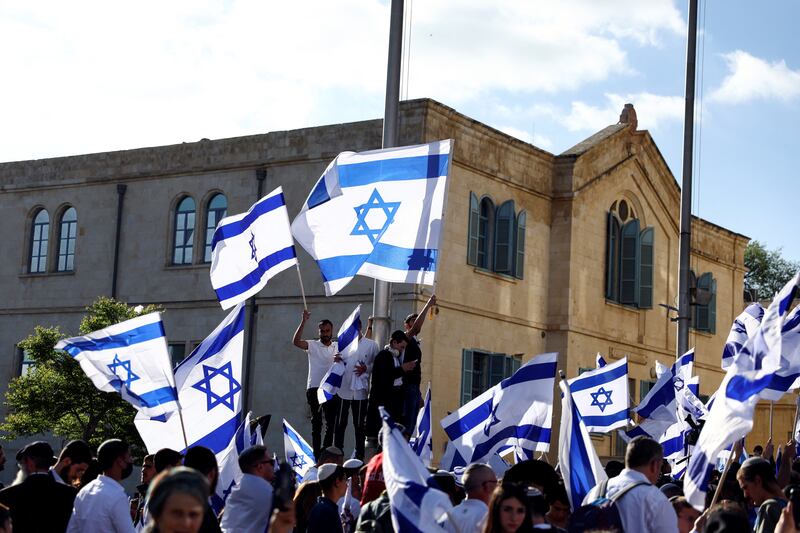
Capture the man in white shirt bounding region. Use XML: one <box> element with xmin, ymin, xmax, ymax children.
<box><xmin>335</xmin><ymin>325</ymin><xmax>380</xmax><ymax>460</ymax></box>
<box><xmin>582</xmin><ymin>436</ymin><xmax>678</xmax><ymax>533</ymax></box>
<box><xmin>67</xmin><ymin>439</ymin><xmax>136</xmax><ymax>533</ymax></box>
<box><xmin>220</xmin><ymin>445</ymin><xmax>275</xmax><ymax>533</ymax></box>
<box><xmin>441</xmin><ymin>463</ymin><xmax>496</xmax><ymax>533</ymax></box>
<box><xmin>293</xmin><ymin>309</ymin><xmax>339</xmax><ymax>458</ymax></box>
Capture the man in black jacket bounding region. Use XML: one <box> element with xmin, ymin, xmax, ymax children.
<box><xmin>307</xmin><ymin>464</ymin><xmax>348</xmax><ymax>533</ymax></box>
<box><xmin>365</xmin><ymin>330</ymin><xmax>416</xmax><ymax>441</ymax></box>
<box><xmin>0</xmin><ymin>441</ymin><xmax>77</xmax><ymax>532</ymax></box>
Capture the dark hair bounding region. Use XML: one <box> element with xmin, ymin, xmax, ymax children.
<box><xmin>143</xmin><ymin>454</ymin><xmax>155</xmax><ymax>465</ymax></box>
<box><xmin>318</xmin><ymin>319</ymin><xmax>333</xmax><ymax>329</ymax></box>
<box><xmin>238</xmin><ymin>445</ymin><xmax>268</xmax><ymax>473</ymax></box>
<box><xmin>484</xmin><ymin>483</ymin><xmax>533</xmax><ymax>533</ymax></box>
<box><xmin>389</xmin><ymin>330</ymin><xmax>409</xmax><ymax>345</ymax></box>
<box><xmin>738</xmin><ymin>457</ymin><xmax>779</xmax><ymax>488</ymax></box>
<box><xmin>404</xmin><ymin>313</ymin><xmax>418</xmax><ymax>325</ymax></box>
<box><xmin>670</xmin><ymin>496</ymin><xmax>694</xmax><ymax>515</ymax></box>
<box><xmin>294</xmin><ymin>481</ymin><xmax>321</xmax><ymax>533</ymax></box>
<box><xmin>625</xmin><ymin>436</ymin><xmax>663</xmax><ymax>469</ymax></box>
<box><xmin>97</xmin><ymin>439</ymin><xmax>129</xmax><ymax>471</ymax></box>
<box><xmin>703</xmin><ymin>501</ymin><xmax>749</xmax><ymax>533</ymax></box>
<box><xmin>154</xmin><ymin>448</ymin><xmax>184</xmax><ymax>473</ymax></box>
<box><xmin>526</xmin><ymin>487</ymin><xmax>549</xmax><ymax>517</ymax></box>
<box><xmin>547</xmin><ymin>482</ymin><xmax>570</xmax><ymax>507</ymax></box>
<box><xmin>58</xmin><ymin>440</ymin><xmax>93</xmax><ymax>465</ymax></box>
<box><xmin>146</xmin><ymin>467</ymin><xmax>209</xmax><ymax>522</ymax></box>
<box><xmin>319</xmin><ymin>465</ymin><xmax>345</xmax><ymax>493</ymax></box>
<box><xmin>318</xmin><ymin>447</ymin><xmax>343</xmax><ymax>464</ymax></box>
<box><xmin>183</xmin><ymin>446</ymin><xmax>218</xmax><ymax>477</ymax></box>
<box><xmin>604</xmin><ymin>459</ymin><xmax>624</xmax><ymax>478</ymax></box>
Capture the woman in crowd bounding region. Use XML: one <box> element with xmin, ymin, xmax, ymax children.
<box><xmin>143</xmin><ymin>467</ymin><xmax>208</xmax><ymax>533</ymax></box>
<box><xmin>483</xmin><ymin>483</ymin><xmax>533</xmax><ymax>533</ymax></box>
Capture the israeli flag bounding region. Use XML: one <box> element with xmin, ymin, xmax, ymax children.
<box><xmin>55</xmin><ymin>312</ymin><xmax>179</xmax><ymax>418</ymax></box>
<box><xmin>380</xmin><ymin>407</ymin><xmax>452</xmax><ymax>532</ymax></box>
<box><xmin>685</xmin><ymin>272</ymin><xmax>800</xmax><ymax>510</ymax></box>
<box><xmin>596</xmin><ymin>354</ymin><xmax>607</xmax><ymax>368</ymax></box>
<box><xmin>440</xmin><ymin>353</ymin><xmax>556</xmax><ymax>464</ymax></box>
<box><xmin>620</xmin><ymin>416</ymin><xmax>675</xmax><ymax>443</ymax></box>
<box><xmin>660</xmin><ymin>420</ymin><xmax>688</xmax><ymax>462</ymax></box>
<box><xmin>439</xmin><ymin>440</ymin><xmax>467</xmax><ymax>472</ymax></box>
<box><xmin>568</xmin><ymin>357</ymin><xmax>628</xmax><ymax>433</ymax></box>
<box><xmin>134</xmin><ymin>303</ymin><xmax>245</xmax><ymax>456</ymax></box>
<box><xmin>635</xmin><ymin>349</ymin><xmax>695</xmax><ymax>423</ymax></box>
<box><xmin>410</xmin><ymin>384</ymin><xmax>433</xmax><ymax>467</ymax></box>
<box><xmin>722</xmin><ymin>303</ymin><xmax>764</xmax><ymax>368</ymax></box>
<box><xmin>211</xmin><ymin>411</ymin><xmax>256</xmax><ymax>513</ymax></box>
<box><xmin>761</xmin><ymin>304</ymin><xmax>800</xmax><ymax>400</ymax></box>
<box><xmin>210</xmin><ymin>186</ymin><xmax>297</xmax><ymax>309</ymax></box>
<box><xmin>558</xmin><ymin>379</ymin><xmax>607</xmax><ymax>510</ymax></box>
<box><xmin>283</xmin><ymin>419</ymin><xmax>315</xmax><ymax>482</ymax></box>
<box><xmin>291</xmin><ymin>140</ymin><xmax>452</xmax><ymax>296</ymax></box>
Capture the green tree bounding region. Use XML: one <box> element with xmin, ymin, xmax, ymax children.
<box><xmin>1</xmin><ymin>297</ymin><xmax>162</xmax><ymax>455</ymax></box>
<box><xmin>744</xmin><ymin>240</ymin><xmax>800</xmax><ymax>300</ymax></box>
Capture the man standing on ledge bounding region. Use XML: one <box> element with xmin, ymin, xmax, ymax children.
<box><xmin>293</xmin><ymin>309</ymin><xmax>339</xmax><ymax>458</ymax></box>
<box><xmin>401</xmin><ymin>294</ymin><xmax>437</xmax><ymax>431</ymax></box>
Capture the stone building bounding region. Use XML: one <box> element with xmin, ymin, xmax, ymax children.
<box><xmin>0</xmin><ymin>98</ymin><xmax>760</xmax><ymax>482</ymax></box>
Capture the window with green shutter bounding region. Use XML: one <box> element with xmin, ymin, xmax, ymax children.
<box><xmin>639</xmin><ymin>227</ymin><xmax>654</xmax><ymax>308</ymax></box>
<box><xmin>467</xmin><ymin>193</ymin><xmax>480</xmax><ymax>266</ymax></box>
<box><xmin>514</xmin><ymin>211</ymin><xmax>526</xmax><ymax>279</ymax></box>
<box><xmin>460</xmin><ymin>350</ymin><xmax>523</xmax><ymax>405</ymax></box>
<box><xmin>604</xmin><ymin>200</ymin><xmax>655</xmax><ymax>309</ymax></box>
<box><xmin>494</xmin><ymin>200</ymin><xmax>515</xmax><ymax>275</ymax></box>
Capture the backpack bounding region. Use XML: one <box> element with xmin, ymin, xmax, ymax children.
<box><xmin>566</xmin><ymin>479</ymin><xmax>649</xmax><ymax>533</ymax></box>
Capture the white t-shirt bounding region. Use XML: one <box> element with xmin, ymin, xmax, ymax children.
<box><xmin>306</xmin><ymin>339</ymin><xmax>338</xmax><ymax>390</ymax></box>
<box><xmin>347</xmin><ymin>337</ymin><xmax>380</xmax><ymax>401</ymax></box>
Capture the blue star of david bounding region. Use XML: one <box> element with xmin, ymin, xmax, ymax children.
<box><xmin>289</xmin><ymin>453</ymin><xmax>307</xmax><ymax>470</ymax></box>
<box><xmin>673</xmin><ymin>377</ymin><xmax>685</xmax><ymax>391</ymax></box>
<box><xmin>222</xmin><ymin>480</ymin><xmax>236</xmax><ymax>500</ymax></box>
<box><xmin>351</xmin><ymin>189</ymin><xmax>401</xmax><ymax>245</ymax></box>
<box><xmin>483</xmin><ymin>394</ymin><xmax>502</xmax><ymax>436</ymax></box>
<box><xmin>590</xmin><ymin>386</ymin><xmax>614</xmax><ymax>412</ymax></box>
<box><xmin>249</xmin><ymin>231</ymin><xmax>257</xmax><ymax>261</ymax></box>
<box><xmin>107</xmin><ymin>354</ymin><xmax>140</xmax><ymax>389</ymax></box>
<box><xmin>191</xmin><ymin>361</ymin><xmax>242</xmax><ymax>412</ymax></box>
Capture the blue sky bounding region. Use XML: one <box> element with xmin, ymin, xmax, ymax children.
<box><xmin>2</xmin><ymin>0</ymin><xmax>798</xmax><ymax>262</ymax></box>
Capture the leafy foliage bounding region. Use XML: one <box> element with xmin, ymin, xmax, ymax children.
<box><xmin>1</xmin><ymin>297</ymin><xmax>162</xmax><ymax>456</ymax></box>
<box><xmin>744</xmin><ymin>241</ymin><xmax>800</xmax><ymax>301</ymax></box>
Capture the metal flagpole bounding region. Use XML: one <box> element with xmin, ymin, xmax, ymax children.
<box><xmin>372</xmin><ymin>0</ymin><xmax>404</xmax><ymax>348</ymax></box>
<box><xmin>296</xmin><ymin>264</ymin><xmax>308</xmax><ymax>310</ymax></box>
<box><xmin>243</xmin><ymin>168</ymin><xmax>267</xmax><ymax>413</ymax></box>
<box><xmin>677</xmin><ymin>0</ymin><xmax>699</xmax><ymax>357</ymax></box>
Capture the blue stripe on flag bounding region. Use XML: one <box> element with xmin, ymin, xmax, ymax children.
<box><xmin>176</xmin><ymin>306</ymin><xmax>245</xmax><ymax>371</ymax></box>
<box><xmin>394</xmin><ymin>509</ymin><xmax>425</xmax><ymax>533</ymax></box>
<box><xmin>338</xmin><ymin>318</ymin><xmax>361</xmax><ymax>352</ymax></box>
<box><xmin>471</xmin><ymin>424</ymin><xmax>551</xmax><ymax>462</ymax></box>
<box><xmin>318</xmin><ymin>244</ymin><xmax>438</xmax><ymax>283</ymax></box>
<box><xmin>567</xmin><ymin>399</ymin><xmax>595</xmax><ymax>508</ymax></box>
<box><xmin>284</xmin><ymin>423</ymin><xmax>315</xmax><ymax>459</ymax></box>
<box><xmin>501</xmin><ymin>361</ymin><xmax>558</xmax><ymax>389</ymax></box>
<box><xmin>569</xmin><ymin>363</ymin><xmax>627</xmax><ymax>392</ymax></box>
<box><xmin>210</xmin><ymin>193</ymin><xmax>287</xmax><ymax>250</ymax></box>
<box><xmin>636</xmin><ymin>380</ymin><xmax>675</xmax><ymax>418</ymax></box>
<box><xmin>59</xmin><ymin>321</ymin><xmax>166</xmax><ymax>357</ymax></box>
<box><xmin>124</xmin><ymin>386</ymin><xmax>179</xmax><ymax>409</ymax></box>
<box><xmin>307</xmin><ymin>177</ymin><xmax>333</xmax><ymax>209</ymax></box>
<box><xmin>338</xmin><ymin>154</ymin><xmax>449</xmax><ymax>188</ymax></box>
<box><xmin>580</xmin><ymin>409</ymin><xmax>628</xmax><ymax>428</ymax></box>
<box><xmin>726</xmin><ymin>373</ymin><xmax>775</xmax><ymax>402</ymax></box>
<box><xmin>213</xmin><ymin>246</ymin><xmax>297</xmax><ymax>302</ymax></box>
<box><xmin>191</xmin><ymin>415</ymin><xmax>241</xmax><ymax>455</ymax></box>
<box><xmin>767</xmin><ymin>371</ymin><xmax>800</xmax><ymax>393</ymax></box>
<box><xmin>662</xmin><ymin>433</ymin><xmax>685</xmax><ymax>457</ymax></box>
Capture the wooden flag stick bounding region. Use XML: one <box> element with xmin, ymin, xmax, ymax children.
<box><xmin>295</xmin><ymin>263</ymin><xmax>308</xmax><ymax>310</ymax></box>
<box><xmin>770</xmin><ymin>401</ymin><xmax>775</xmax><ymax>440</ymax></box>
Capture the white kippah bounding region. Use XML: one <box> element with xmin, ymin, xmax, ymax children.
<box><xmin>317</xmin><ymin>463</ymin><xmax>339</xmax><ymax>481</ymax></box>
<box><xmin>343</xmin><ymin>458</ymin><xmax>364</xmax><ymax>469</ymax></box>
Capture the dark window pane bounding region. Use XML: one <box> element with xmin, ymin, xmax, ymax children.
<box><xmin>494</xmin><ymin>200</ymin><xmax>514</xmax><ymax>274</ymax></box>
<box><xmin>204</xmin><ymin>194</ymin><xmax>228</xmax><ymax>263</ymax></box>
<box><xmin>173</xmin><ymin>197</ymin><xmax>196</xmax><ymax>265</ymax></box>
<box><xmin>620</xmin><ymin>219</ymin><xmax>640</xmax><ymax>305</ymax></box>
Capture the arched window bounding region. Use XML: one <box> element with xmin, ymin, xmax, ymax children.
<box><xmin>173</xmin><ymin>196</ymin><xmax>196</xmax><ymax>265</ymax></box>
<box><xmin>494</xmin><ymin>200</ymin><xmax>515</xmax><ymax>275</ymax></box>
<box><xmin>515</xmin><ymin>211</ymin><xmax>526</xmax><ymax>279</ymax></box>
<box><xmin>29</xmin><ymin>209</ymin><xmax>49</xmax><ymax>273</ymax></box>
<box><xmin>605</xmin><ymin>200</ymin><xmax>654</xmax><ymax>308</ymax></box>
<box><xmin>204</xmin><ymin>194</ymin><xmax>228</xmax><ymax>263</ymax></box>
<box><xmin>478</xmin><ymin>197</ymin><xmax>495</xmax><ymax>269</ymax></box>
<box><xmin>57</xmin><ymin>207</ymin><xmax>77</xmax><ymax>272</ymax></box>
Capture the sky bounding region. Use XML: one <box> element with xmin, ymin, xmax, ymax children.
<box><xmin>2</xmin><ymin>0</ymin><xmax>798</xmax><ymax>263</ymax></box>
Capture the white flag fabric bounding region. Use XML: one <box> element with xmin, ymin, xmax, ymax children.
<box><xmin>568</xmin><ymin>357</ymin><xmax>628</xmax><ymax>433</ymax></box>
<box><xmin>210</xmin><ymin>186</ymin><xmax>297</xmax><ymax>309</ymax></box>
<box><xmin>558</xmin><ymin>380</ymin><xmax>608</xmax><ymax>510</ymax></box>
<box><xmin>441</xmin><ymin>353</ymin><xmax>556</xmax><ymax>464</ymax></box>
<box><xmin>135</xmin><ymin>303</ymin><xmax>245</xmax><ymax>455</ymax></box>
<box><xmin>317</xmin><ymin>305</ymin><xmax>361</xmax><ymax>404</ymax></box>
<box><xmin>410</xmin><ymin>384</ymin><xmax>433</xmax><ymax>468</ymax></box>
<box><xmin>210</xmin><ymin>412</ymin><xmax>255</xmax><ymax>513</ymax></box>
<box><xmin>55</xmin><ymin>312</ymin><xmax>179</xmax><ymax>418</ymax></box>
<box><xmin>291</xmin><ymin>140</ymin><xmax>451</xmax><ymax>296</ymax></box>
<box><xmin>722</xmin><ymin>303</ymin><xmax>764</xmax><ymax>368</ymax></box>
<box><xmin>283</xmin><ymin>419</ymin><xmax>315</xmax><ymax>483</ymax></box>
<box><xmin>635</xmin><ymin>349</ymin><xmax>695</xmax><ymax>425</ymax></box>
<box><xmin>596</xmin><ymin>354</ymin><xmax>607</xmax><ymax>368</ymax></box>
<box><xmin>380</xmin><ymin>408</ymin><xmax>452</xmax><ymax>533</ymax></box>
<box><xmin>685</xmin><ymin>272</ymin><xmax>800</xmax><ymax>510</ymax></box>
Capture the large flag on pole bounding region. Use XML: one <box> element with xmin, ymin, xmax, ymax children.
<box><xmin>291</xmin><ymin>140</ymin><xmax>452</xmax><ymax>296</ymax></box>
<box><xmin>722</xmin><ymin>303</ymin><xmax>764</xmax><ymax>369</ymax></box>
<box><xmin>410</xmin><ymin>383</ymin><xmax>433</xmax><ymax>468</ymax></box>
<box><xmin>558</xmin><ymin>378</ymin><xmax>607</xmax><ymax>509</ymax></box>
<box><xmin>685</xmin><ymin>273</ymin><xmax>800</xmax><ymax>510</ymax></box>
<box><xmin>380</xmin><ymin>407</ymin><xmax>452</xmax><ymax>532</ymax></box>
<box><xmin>567</xmin><ymin>357</ymin><xmax>628</xmax><ymax>433</ymax></box>
<box><xmin>283</xmin><ymin>419</ymin><xmax>315</xmax><ymax>483</ymax></box>
<box><xmin>441</xmin><ymin>353</ymin><xmax>556</xmax><ymax>464</ymax></box>
<box><xmin>135</xmin><ymin>303</ymin><xmax>245</xmax><ymax>455</ymax></box>
<box><xmin>210</xmin><ymin>186</ymin><xmax>297</xmax><ymax>309</ymax></box>
<box><xmin>55</xmin><ymin>312</ymin><xmax>179</xmax><ymax>418</ymax></box>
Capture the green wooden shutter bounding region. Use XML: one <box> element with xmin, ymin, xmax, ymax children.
<box><xmin>478</xmin><ymin>198</ymin><xmax>493</xmax><ymax>269</ymax></box>
<box><xmin>461</xmin><ymin>349</ymin><xmax>474</xmax><ymax>405</ymax></box>
<box><xmin>494</xmin><ymin>200</ymin><xmax>515</xmax><ymax>275</ymax></box>
<box><xmin>620</xmin><ymin>219</ymin><xmax>640</xmax><ymax>305</ymax></box>
<box><xmin>514</xmin><ymin>211</ymin><xmax>526</xmax><ymax>279</ymax></box>
<box><xmin>695</xmin><ymin>272</ymin><xmax>713</xmax><ymax>331</ymax></box>
<box><xmin>468</xmin><ymin>193</ymin><xmax>480</xmax><ymax>266</ymax></box>
<box><xmin>606</xmin><ymin>212</ymin><xmax>620</xmax><ymax>300</ymax></box>
<box><xmin>709</xmin><ymin>278</ymin><xmax>717</xmax><ymax>334</ymax></box>
<box><xmin>639</xmin><ymin>227</ymin><xmax>654</xmax><ymax>308</ymax></box>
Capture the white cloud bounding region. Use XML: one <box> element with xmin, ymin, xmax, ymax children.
<box><xmin>550</xmin><ymin>93</ymin><xmax>684</xmax><ymax>132</ymax></box>
<box><xmin>0</xmin><ymin>0</ymin><xmax>685</xmax><ymax>161</ymax></box>
<box><xmin>710</xmin><ymin>50</ymin><xmax>800</xmax><ymax>104</ymax></box>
